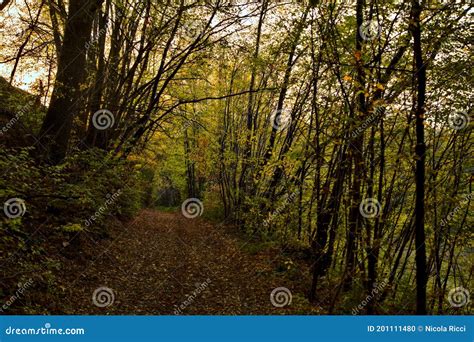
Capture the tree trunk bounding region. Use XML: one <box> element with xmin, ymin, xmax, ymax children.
<box><xmin>86</xmin><ymin>0</ymin><xmax>111</xmax><ymax>149</ymax></box>
<box><xmin>410</xmin><ymin>0</ymin><xmax>428</xmax><ymax>315</ymax></box>
<box><xmin>344</xmin><ymin>0</ymin><xmax>366</xmax><ymax>291</ymax></box>
<box><xmin>39</xmin><ymin>0</ymin><xmax>103</xmax><ymax>163</ymax></box>
<box><xmin>237</xmin><ymin>0</ymin><xmax>267</xmax><ymax>209</ymax></box>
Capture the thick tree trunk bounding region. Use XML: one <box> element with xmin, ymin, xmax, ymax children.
<box><xmin>39</xmin><ymin>0</ymin><xmax>103</xmax><ymax>163</ymax></box>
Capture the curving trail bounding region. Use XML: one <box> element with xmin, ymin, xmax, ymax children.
<box><xmin>54</xmin><ymin>210</ymin><xmax>317</xmax><ymax>315</ymax></box>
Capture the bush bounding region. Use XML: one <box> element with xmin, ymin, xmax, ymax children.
<box><xmin>0</xmin><ymin>147</ymin><xmax>146</xmax><ymax>313</ymax></box>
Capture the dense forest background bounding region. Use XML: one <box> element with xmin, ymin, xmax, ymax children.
<box><xmin>0</xmin><ymin>0</ymin><xmax>472</xmax><ymax>315</ymax></box>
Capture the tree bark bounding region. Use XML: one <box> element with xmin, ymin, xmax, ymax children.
<box><xmin>410</xmin><ymin>0</ymin><xmax>428</xmax><ymax>315</ymax></box>
<box><xmin>0</xmin><ymin>0</ymin><xmax>12</xmax><ymax>12</ymax></box>
<box><xmin>85</xmin><ymin>0</ymin><xmax>111</xmax><ymax>149</ymax></box>
<box><xmin>39</xmin><ymin>0</ymin><xmax>103</xmax><ymax>163</ymax></box>
<box><xmin>344</xmin><ymin>0</ymin><xmax>366</xmax><ymax>291</ymax></box>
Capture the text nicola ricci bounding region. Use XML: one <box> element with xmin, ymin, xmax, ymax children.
<box><xmin>368</xmin><ymin>325</ymin><xmax>467</xmax><ymax>333</ymax></box>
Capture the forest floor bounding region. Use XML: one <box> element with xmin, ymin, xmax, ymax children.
<box><xmin>51</xmin><ymin>210</ymin><xmax>322</xmax><ymax>314</ymax></box>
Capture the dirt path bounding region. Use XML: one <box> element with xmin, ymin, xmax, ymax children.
<box><xmin>54</xmin><ymin>210</ymin><xmax>318</xmax><ymax>314</ymax></box>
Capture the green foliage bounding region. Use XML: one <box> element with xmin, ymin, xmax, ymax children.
<box><xmin>0</xmin><ymin>147</ymin><xmax>147</xmax><ymax>313</ymax></box>
<box><xmin>60</xmin><ymin>223</ymin><xmax>84</xmax><ymax>233</ymax></box>
<box><xmin>1</xmin><ymin>148</ymin><xmax>143</xmax><ymax>230</ymax></box>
